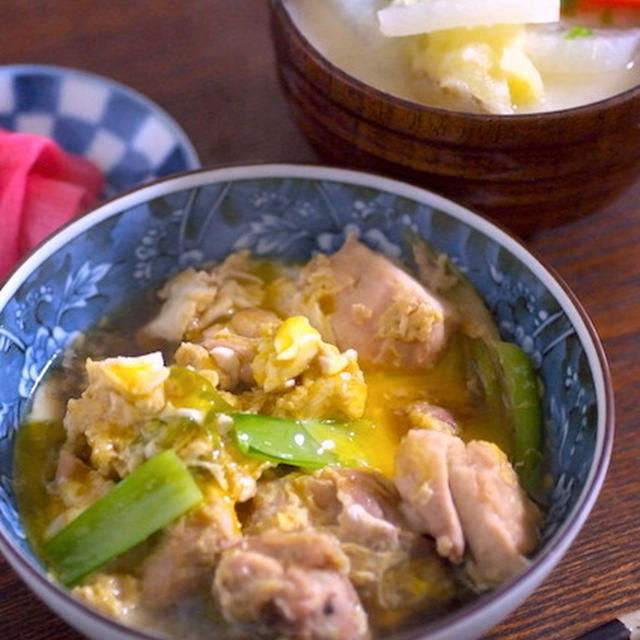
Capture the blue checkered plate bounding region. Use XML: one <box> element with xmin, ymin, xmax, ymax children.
<box><xmin>0</xmin><ymin>64</ymin><xmax>200</xmax><ymax>197</ymax></box>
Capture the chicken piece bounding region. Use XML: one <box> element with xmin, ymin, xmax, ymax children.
<box><xmin>246</xmin><ymin>469</ymin><xmax>403</xmax><ymax>549</ymax></box>
<box><xmin>140</xmin><ymin>251</ymin><xmax>266</xmax><ymax>345</ymax></box>
<box><xmin>401</xmin><ymin>402</ymin><xmax>458</xmax><ymax>434</ymax></box>
<box><xmin>243</xmin><ymin>469</ymin><xmax>457</xmax><ymax>617</ymax></box>
<box><xmin>196</xmin><ymin>308</ymin><xmax>281</xmax><ymax>390</ymax></box>
<box><xmin>328</xmin><ymin>236</ymin><xmax>454</xmax><ymax>368</ymax></box>
<box><xmin>140</xmin><ymin>268</ymin><xmax>221</xmax><ymax>344</ymax></box>
<box><xmin>346</xmin><ymin>536</ymin><xmax>457</xmax><ymax>617</ymax></box>
<box><xmin>269</xmin><ymin>259</ymin><xmax>342</xmax><ymax>343</ymax></box>
<box><xmin>394</xmin><ymin>430</ymin><xmax>465</xmax><ymax>562</ymax></box>
<box><xmin>448</xmin><ymin>440</ymin><xmax>541</xmax><ymax>587</ymax></box>
<box><xmin>328</xmin><ymin>468</ymin><xmax>405</xmax><ymax>551</ymax></box>
<box><xmin>172</xmin><ymin>342</ymin><xmax>220</xmax><ymax>388</ymax></box>
<box><xmin>394</xmin><ymin>429</ymin><xmax>541</xmax><ymax>588</ymax></box>
<box><xmin>296</xmin><ymin>236</ymin><xmax>455</xmax><ymax>369</ymax></box>
<box><xmin>200</xmin><ymin>327</ymin><xmax>258</xmax><ymax>390</ymax></box>
<box><xmin>139</xmin><ymin>486</ymin><xmax>241</xmax><ymax>608</ymax></box>
<box><xmin>325</xmin><ymin>468</ymin><xmax>459</xmax><ymax>614</ymax></box>
<box><xmin>244</xmin><ymin>472</ymin><xmax>342</xmax><ymax>534</ymax></box>
<box><xmin>214</xmin><ymin>529</ymin><xmax>370</xmax><ymax>640</ymax></box>
<box><xmin>228</xmin><ymin>307</ymin><xmax>281</xmax><ymax>338</ymax></box>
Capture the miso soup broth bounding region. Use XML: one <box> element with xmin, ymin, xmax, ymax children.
<box><xmin>284</xmin><ymin>0</ymin><xmax>640</xmax><ymax>114</ymax></box>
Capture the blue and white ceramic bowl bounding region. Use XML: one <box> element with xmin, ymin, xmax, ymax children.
<box><xmin>0</xmin><ymin>64</ymin><xmax>200</xmax><ymax>198</ymax></box>
<box><xmin>0</xmin><ymin>165</ymin><xmax>614</xmax><ymax>640</ymax></box>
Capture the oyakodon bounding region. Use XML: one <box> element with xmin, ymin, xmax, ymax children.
<box><xmin>15</xmin><ymin>235</ymin><xmax>543</xmax><ymax>640</ymax></box>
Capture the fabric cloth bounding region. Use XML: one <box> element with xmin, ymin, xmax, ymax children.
<box><xmin>0</xmin><ymin>128</ymin><xmax>103</xmax><ymax>283</ymax></box>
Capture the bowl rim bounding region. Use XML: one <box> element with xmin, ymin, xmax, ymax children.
<box><xmin>0</xmin><ymin>163</ymin><xmax>615</xmax><ymax>640</ymax></box>
<box><xmin>0</xmin><ymin>62</ymin><xmax>201</xmax><ymax>170</ymax></box>
<box><xmin>269</xmin><ymin>0</ymin><xmax>640</xmax><ymax>121</ymax></box>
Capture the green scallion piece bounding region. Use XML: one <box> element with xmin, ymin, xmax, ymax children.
<box><xmin>165</xmin><ymin>365</ymin><xmax>232</xmax><ymax>413</ymax></box>
<box><xmin>43</xmin><ymin>449</ymin><xmax>203</xmax><ymax>586</ymax></box>
<box><xmin>492</xmin><ymin>341</ymin><xmax>543</xmax><ymax>495</ymax></box>
<box><xmin>467</xmin><ymin>337</ymin><xmax>543</xmax><ymax>495</ymax></box>
<box><xmin>467</xmin><ymin>337</ymin><xmax>504</xmax><ymax>423</ymax></box>
<box><xmin>231</xmin><ymin>413</ymin><xmax>367</xmax><ymax>469</ymax></box>
<box><xmin>565</xmin><ymin>25</ymin><xmax>593</xmax><ymax>40</ymax></box>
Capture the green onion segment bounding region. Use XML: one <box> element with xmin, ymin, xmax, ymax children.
<box><xmin>492</xmin><ymin>341</ymin><xmax>543</xmax><ymax>495</ymax></box>
<box><xmin>565</xmin><ymin>25</ymin><xmax>593</xmax><ymax>39</ymax></box>
<box><xmin>467</xmin><ymin>337</ymin><xmax>543</xmax><ymax>494</ymax></box>
<box><xmin>165</xmin><ymin>365</ymin><xmax>232</xmax><ymax>412</ymax></box>
<box><xmin>231</xmin><ymin>413</ymin><xmax>367</xmax><ymax>469</ymax></box>
<box><xmin>43</xmin><ymin>449</ymin><xmax>203</xmax><ymax>586</ymax></box>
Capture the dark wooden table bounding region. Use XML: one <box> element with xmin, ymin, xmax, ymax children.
<box><xmin>1</xmin><ymin>2</ymin><xmax>638</xmax><ymax>639</ymax></box>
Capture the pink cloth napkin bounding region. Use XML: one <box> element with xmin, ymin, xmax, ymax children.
<box><xmin>0</xmin><ymin>128</ymin><xmax>103</xmax><ymax>283</ymax></box>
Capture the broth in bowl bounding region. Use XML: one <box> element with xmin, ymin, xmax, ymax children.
<box><xmin>284</xmin><ymin>0</ymin><xmax>640</xmax><ymax>114</ymax></box>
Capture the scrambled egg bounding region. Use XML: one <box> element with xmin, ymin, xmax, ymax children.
<box><xmin>92</xmin><ymin>352</ymin><xmax>169</xmax><ymax>398</ymax></box>
<box><xmin>62</xmin><ymin>313</ymin><xmax>368</xmax><ymax>489</ymax></box>
<box><xmin>248</xmin><ymin>316</ymin><xmax>367</xmax><ymax>421</ymax></box>
<box><xmin>64</xmin><ymin>354</ymin><xmax>170</xmax><ymax>478</ymax></box>
<box><xmin>253</xmin><ymin>316</ymin><xmax>324</xmax><ymax>392</ymax></box>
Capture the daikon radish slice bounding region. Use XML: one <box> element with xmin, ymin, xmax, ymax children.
<box><xmin>525</xmin><ymin>24</ymin><xmax>640</xmax><ymax>74</ymax></box>
<box><xmin>378</xmin><ymin>0</ymin><xmax>560</xmax><ymax>37</ymax></box>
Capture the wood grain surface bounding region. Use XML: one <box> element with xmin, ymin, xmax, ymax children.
<box><xmin>1</xmin><ymin>2</ymin><xmax>638</xmax><ymax>639</ymax></box>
